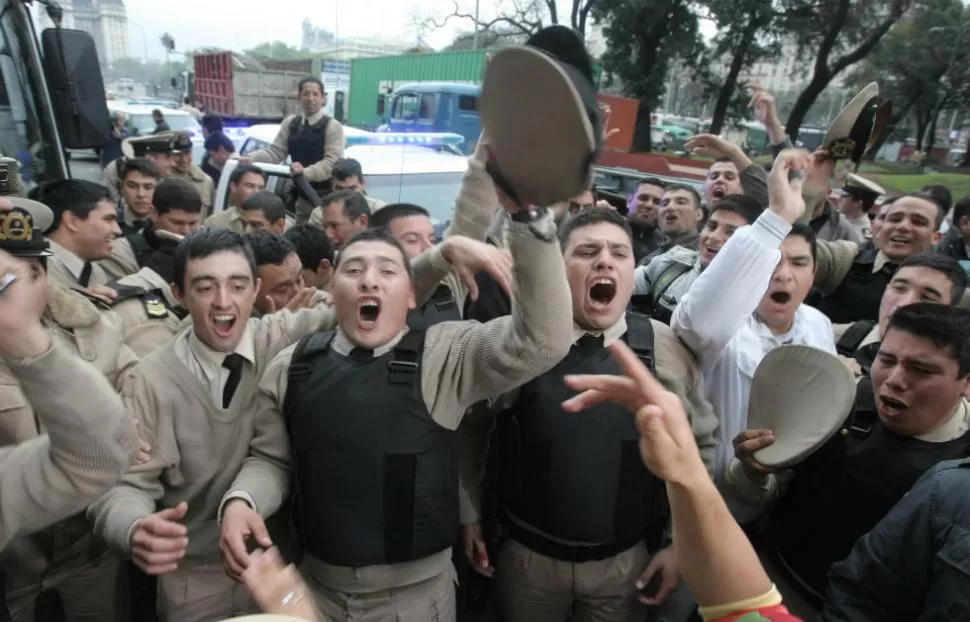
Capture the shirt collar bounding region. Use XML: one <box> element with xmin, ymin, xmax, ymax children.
<box><xmin>572</xmin><ymin>315</ymin><xmax>628</xmax><ymax>348</ymax></box>
<box><xmin>872</xmin><ymin>250</ymin><xmax>893</xmax><ymax>273</ymax></box>
<box><xmin>301</xmin><ymin>109</ymin><xmax>327</xmax><ymax>125</ymax></box>
<box><xmin>123</xmin><ymin>203</ymin><xmax>149</xmax><ymax>226</ymax></box>
<box><xmin>188</xmin><ymin>320</ymin><xmax>257</xmax><ymax>377</ymax></box>
<box><xmin>47</xmin><ymin>238</ymin><xmax>86</xmax><ymax>281</ymax></box>
<box><xmin>331</xmin><ymin>325</ymin><xmax>408</xmax><ymax>358</ymax></box>
<box><xmin>917</xmin><ymin>399</ymin><xmax>970</xmax><ymax>442</ymax></box>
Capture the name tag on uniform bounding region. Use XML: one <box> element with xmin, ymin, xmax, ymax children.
<box><xmin>142</xmin><ymin>293</ymin><xmax>169</xmax><ymax>319</ymax></box>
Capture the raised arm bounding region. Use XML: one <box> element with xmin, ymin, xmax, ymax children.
<box><xmin>446</xmin><ymin>135</ymin><xmax>500</xmax><ymax>242</ymax></box>
<box><xmin>246</xmin><ymin>118</ymin><xmax>292</xmax><ymax>165</ymax></box>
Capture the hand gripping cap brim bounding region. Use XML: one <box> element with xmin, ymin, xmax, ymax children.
<box><xmin>822</xmin><ymin>82</ymin><xmax>885</xmax><ymax>165</ymax></box>
<box><xmin>480</xmin><ymin>26</ymin><xmax>601</xmax><ymax>207</ymax></box>
<box><xmin>747</xmin><ymin>345</ymin><xmax>857</xmax><ymax>469</ymax></box>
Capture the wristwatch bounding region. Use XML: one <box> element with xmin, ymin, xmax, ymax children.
<box><xmin>508</xmin><ymin>207</ymin><xmax>556</xmax><ymax>241</ymax></box>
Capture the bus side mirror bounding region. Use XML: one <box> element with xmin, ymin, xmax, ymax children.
<box><xmin>40</xmin><ymin>28</ymin><xmax>110</xmax><ymax>149</ymax></box>
<box><xmin>377</xmin><ymin>94</ymin><xmax>386</xmax><ymax>118</ymax></box>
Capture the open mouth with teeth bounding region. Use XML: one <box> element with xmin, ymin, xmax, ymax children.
<box><xmin>357</xmin><ymin>298</ymin><xmax>381</xmax><ymax>329</ymax></box>
<box><xmin>711</xmin><ymin>186</ymin><xmax>727</xmax><ymax>199</ymax></box>
<box><xmin>588</xmin><ymin>278</ymin><xmax>616</xmax><ymax>311</ymax></box>
<box><xmin>765</xmin><ymin>290</ymin><xmax>793</xmax><ymax>310</ymax></box>
<box><xmin>879</xmin><ymin>395</ymin><xmax>908</xmax><ymax>417</ymax></box>
<box><xmin>887</xmin><ymin>235</ymin><xmax>911</xmax><ymax>246</ymax></box>
<box><xmin>212</xmin><ymin>313</ymin><xmax>236</xmax><ymax>339</ymax></box>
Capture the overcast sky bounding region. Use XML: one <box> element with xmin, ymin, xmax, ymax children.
<box><xmin>123</xmin><ymin>0</ymin><xmax>531</xmax><ymax>60</ymax></box>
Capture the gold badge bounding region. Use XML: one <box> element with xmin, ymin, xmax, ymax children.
<box><xmin>0</xmin><ymin>208</ymin><xmax>33</xmax><ymax>241</ymax></box>
<box><xmin>829</xmin><ymin>138</ymin><xmax>856</xmax><ymax>160</ymax></box>
<box><xmin>142</xmin><ymin>294</ymin><xmax>169</xmax><ymax>318</ymax></box>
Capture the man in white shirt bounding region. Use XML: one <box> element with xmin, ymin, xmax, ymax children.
<box><xmin>670</xmin><ymin>149</ymin><xmax>836</xmax><ymax>523</ymax></box>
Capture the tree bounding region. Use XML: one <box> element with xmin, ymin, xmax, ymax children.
<box><xmin>420</xmin><ymin>0</ymin><xmax>601</xmax><ymax>42</ymax></box>
<box><xmin>698</xmin><ymin>0</ymin><xmax>780</xmax><ymax>134</ymax></box>
<box><xmin>780</xmin><ymin>0</ymin><xmax>912</xmax><ymax>141</ymax></box>
<box><xmin>593</xmin><ymin>0</ymin><xmax>701</xmax><ymax>151</ymax></box>
<box><xmin>243</xmin><ymin>41</ymin><xmax>306</xmax><ymax>60</ymax></box>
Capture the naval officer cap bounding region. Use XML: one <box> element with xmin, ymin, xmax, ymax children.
<box><xmin>122</xmin><ymin>131</ymin><xmax>193</xmax><ymax>159</ymax></box>
<box><xmin>746</xmin><ymin>345</ymin><xmax>856</xmax><ymax>469</ymax></box>
<box><xmin>842</xmin><ymin>172</ymin><xmax>886</xmax><ymax>202</ymax></box>
<box><xmin>0</xmin><ymin>156</ymin><xmax>53</xmax><ymax>257</ymax></box>
<box><xmin>821</xmin><ymin>82</ymin><xmax>892</xmax><ymax>171</ymax></box>
<box><xmin>479</xmin><ymin>25</ymin><xmax>602</xmax><ymax>208</ymax></box>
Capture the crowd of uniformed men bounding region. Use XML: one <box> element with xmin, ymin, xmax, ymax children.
<box><xmin>0</xmin><ymin>25</ymin><xmax>968</xmax><ymax>622</ymax></box>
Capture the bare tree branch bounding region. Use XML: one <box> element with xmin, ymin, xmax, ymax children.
<box><xmin>422</xmin><ymin>0</ymin><xmax>546</xmax><ymax>40</ymax></box>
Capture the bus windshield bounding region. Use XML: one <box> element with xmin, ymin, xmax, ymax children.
<box><xmin>0</xmin><ymin>0</ymin><xmax>49</xmax><ymax>185</ymax></box>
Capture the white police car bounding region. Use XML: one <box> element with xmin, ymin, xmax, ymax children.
<box><xmin>212</xmin><ymin>131</ymin><xmax>469</xmax><ymax>228</ymax></box>
<box><xmin>107</xmin><ymin>103</ymin><xmax>206</xmax><ymax>164</ymax></box>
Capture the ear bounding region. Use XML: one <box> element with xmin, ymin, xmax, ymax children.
<box><xmin>933</xmin><ymin>230</ymin><xmax>942</xmax><ymax>245</ymax></box>
<box><xmin>317</xmin><ymin>259</ymin><xmax>333</xmax><ymax>283</ymax></box>
<box><xmin>248</xmin><ymin>277</ymin><xmax>263</xmax><ymax>307</ymax></box>
<box><xmin>407</xmin><ymin>282</ymin><xmax>417</xmax><ymax>311</ymax></box>
<box><xmin>960</xmin><ymin>374</ymin><xmax>970</xmax><ymax>399</ymax></box>
<box><xmin>358</xmin><ymin>214</ymin><xmax>369</xmax><ymax>228</ymax></box>
<box><xmin>61</xmin><ymin>210</ymin><xmax>82</xmax><ymax>233</ymax></box>
<box><xmin>172</xmin><ymin>283</ymin><xmax>184</xmax><ymax>304</ymax></box>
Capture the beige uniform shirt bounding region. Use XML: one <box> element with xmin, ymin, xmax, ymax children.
<box><xmin>103</xmin><ymin>158</ymin><xmax>122</xmax><ymax>198</ymax></box>
<box><xmin>171</xmin><ymin>165</ymin><xmax>214</xmax><ymax>216</ymax></box>
<box><xmin>100</xmin><ymin>236</ymin><xmax>139</xmax><ymax>281</ymax></box>
<box><xmin>108</xmin><ymin>268</ymin><xmax>184</xmax><ymax>358</ymax></box>
<box><xmin>0</xmin><ymin>340</ymin><xmax>138</xmax><ymax>552</ymax></box>
<box><xmin>0</xmin><ymin>286</ymin><xmax>139</xmax><ymax>582</ymax></box>
<box><xmin>204</xmin><ymin>206</ymin><xmax>244</xmax><ymax>233</ymax></box>
<box><xmin>47</xmin><ymin>239</ymin><xmax>110</xmax><ymax>290</ymax></box>
<box><xmin>248</xmin><ymin>111</ymin><xmax>346</xmax><ymax>184</ymax></box>
<box><xmin>225</xmin><ymin>213</ymin><xmax>574</xmax><ymax>594</ymax></box>
<box><xmin>813</xmin><ymin>240</ymin><xmax>895</xmax><ymax>296</ymax></box>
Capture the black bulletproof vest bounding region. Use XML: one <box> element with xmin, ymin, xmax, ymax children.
<box><xmin>0</xmin><ymin>571</ymin><xmax>9</xmax><ymax>622</ymax></box>
<box><xmin>287</xmin><ymin>116</ymin><xmax>329</xmax><ymax>167</ymax></box>
<box><xmin>407</xmin><ymin>285</ymin><xmax>461</xmax><ymax>330</ymax></box>
<box><xmin>283</xmin><ymin>329</ymin><xmax>459</xmax><ymax>567</ymax></box>
<box><xmin>769</xmin><ymin>379</ymin><xmax>970</xmax><ymax>594</ymax></box>
<box><xmin>498</xmin><ymin>312</ymin><xmax>666</xmax><ymax>547</ymax></box>
<box><xmin>815</xmin><ymin>244</ymin><xmax>894</xmax><ymax>323</ymax></box>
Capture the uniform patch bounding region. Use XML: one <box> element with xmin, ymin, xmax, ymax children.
<box><xmin>141</xmin><ymin>292</ymin><xmax>169</xmax><ymax>318</ymax></box>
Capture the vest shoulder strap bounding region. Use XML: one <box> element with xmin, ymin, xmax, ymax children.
<box><xmin>836</xmin><ymin>320</ymin><xmax>876</xmax><ymax>357</ymax></box>
<box><xmin>431</xmin><ymin>285</ymin><xmax>457</xmax><ymax>312</ymax></box>
<box><xmin>389</xmin><ymin>328</ymin><xmax>426</xmax><ymax>384</ymax></box>
<box><xmin>127</xmin><ymin>233</ymin><xmax>153</xmax><ymax>265</ymax></box>
<box><xmin>283</xmin><ymin>331</ymin><xmax>335</xmax><ymax>418</ymax></box>
<box><xmin>623</xmin><ymin>311</ymin><xmax>656</xmax><ymax>373</ymax></box>
<box><xmin>105</xmin><ymin>281</ymin><xmax>149</xmax><ymax>304</ymax></box>
<box><xmin>650</xmin><ymin>261</ymin><xmax>692</xmax><ymax>305</ymax></box>
<box><xmin>288</xmin><ymin>115</ymin><xmax>302</xmax><ymax>134</ymax></box>
<box><xmin>290</xmin><ymin>115</ymin><xmax>331</xmax><ymax>133</ymax></box>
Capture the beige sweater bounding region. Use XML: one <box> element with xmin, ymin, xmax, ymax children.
<box><xmin>247</xmin><ymin>111</ymin><xmax>346</xmax><ymax>184</ymax></box>
<box><xmin>0</xmin><ymin>340</ymin><xmax>139</xmax><ymax>551</ymax></box>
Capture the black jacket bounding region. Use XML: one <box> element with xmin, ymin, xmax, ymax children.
<box><xmin>823</xmin><ymin>458</ymin><xmax>970</xmax><ymax>621</ymax></box>
<box><xmin>938</xmin><ymin>228</ymin><xmax>969</xmax><ymax>261</ymax></box>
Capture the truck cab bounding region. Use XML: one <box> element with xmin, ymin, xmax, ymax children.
<box><xmin>377</xmin><ymin>83</ymin><xmax>481</xmax><ymax>154</ymax></box>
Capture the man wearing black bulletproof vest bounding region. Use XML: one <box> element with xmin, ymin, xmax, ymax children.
<box><xmin>462</xmin><ymin>208</ymin><xmax>718</xmax><ymax>622</ymax></box>
<box><xmin>728</xmin><ymin>303</ymin><xmax>970</xmax><ymax>614</ymax></box>
<box><xmin>241</xmin><ymin>77</ymin><xmax>346</xmax><ymax>224</ymax></box>
<box><xmin>218</xmin><ymin>196</ymin><xmax>575</xmax><ymax>620</ymax></box>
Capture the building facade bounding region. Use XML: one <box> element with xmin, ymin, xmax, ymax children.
<box><xmin>300</xmin><ymin>18</ymin><xmax>419</xmax><ymax>60</ymax></box>
<box><xmin>33</xmin><ymin>0</ymin><xmax>129</xmax><ymax>68</ymax></box>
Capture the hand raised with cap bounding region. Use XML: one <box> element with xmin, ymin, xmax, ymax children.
<box><xmin>767</xmin><ymin>149</ymin><xmax>810</xmax><ymax>224</ymax></box>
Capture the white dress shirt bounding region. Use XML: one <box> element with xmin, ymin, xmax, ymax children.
<box><xmin>671</xmin><ymin>210</ymin><xmax>836</xmax><ymax>522</ymax></box>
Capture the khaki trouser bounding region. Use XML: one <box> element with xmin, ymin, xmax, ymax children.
<box><xmin>496</xmin><ymin>539</ymin><xmax>695</xmax><ymax>622</ymax></box>
<box><xmin>8</xmin><ymin>553</ymin><xmax>123</xmax><ymax>622</ymax></box>
<box><xmin>156</xmin><ymin>562</ymin><xmax>255</xmax><ymax>622</ymax></box>
<box><xmin>307</xmin><ymin>564</ymin><xmax>457</xmax><ymax>622</ymax></box>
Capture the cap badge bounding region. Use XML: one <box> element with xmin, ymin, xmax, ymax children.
<box><xmin>0</xmin><ymin>208</ymin><xmax>33</xmax><ymax>242</ymax></box>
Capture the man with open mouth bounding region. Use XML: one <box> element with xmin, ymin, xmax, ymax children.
<box><xmin>462</xmin><ymin>208</ymin><xmax>718</xmax><ymax>622</ymax></box>
<box><xmin>219</xmin><ymin>192</ymin><xmax>574</xmax><ymax>620</ymax></box>
<box><xmin>87</xmin><ymin>225</ymin><xmax>493</xmax><ymax>621</ymax></box>
<box><xmin>671</xmin><ymin>149</ymin><xmax>836</xmax><ymax>526</ymax></box>
<box><xmin>728</xmin><ymin>302</ymin><xmax>970</xmax><ymax>617</ymax></box>
<box><xmin>685</xmin><ymin>132</ymin><xmax>770</xmax><ymax>212</ymax></box>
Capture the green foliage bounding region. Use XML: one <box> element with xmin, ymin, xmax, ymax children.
<box><xmin>243</xmin><ymin>41</ymin><xmax>307</xmax><ymax>60</ymax></box>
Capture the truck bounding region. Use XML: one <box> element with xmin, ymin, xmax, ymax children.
<box><xmin>2</xmin><ymin>0</ymin><xmax>110</xmax><ymax>186</ymax></box>
<box><xmin>192</xmin><ymin>52</ymin><xmax>315</xmax><ymax>123</ymax></box>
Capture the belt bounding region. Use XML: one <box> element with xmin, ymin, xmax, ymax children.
<box><xmin>504</xmin><ymin>519</ymin><xmax>643</xmax><ymax>563</ymax></box>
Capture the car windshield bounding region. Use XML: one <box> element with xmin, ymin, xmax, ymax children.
<box><xmin>366</xmin><ymin>171</ymin><xmax>464</xmax><ymax>224</ymax></box>
<box><xmin>129</xmin><ymin>113</ymin><xmax>200</xmax><ymax>136</ymax></box>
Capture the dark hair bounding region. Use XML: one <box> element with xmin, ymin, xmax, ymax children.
<box><xmin>897</xmin><ymin>251</ymin><xmax>968</xmax><ymax>305</ymax></box>
<box><xmin>921</xmin><ymin>184</ymin><xmax>953</xmax><ymax>214</ymax></box>
<box><xmin>246</xmin><ymin>229</ymin><xmax>297</xmax><ymax>267</ymax></box>
<box><xmin>153</xmin><ymin>178</ymin><xmax>203</xmax><ymax>215</ymax></box>
<box><xmin>298</xmin><ymin>77</ymin><xmax>325</xmax><ymax>95</ymax></box>
<box><xmin>368</xmin><ymin>203</ymin><xmax>430</xmax><ymax>229</ymax></box>
<box><xmin>121</xmin><ymin>157</ymin><xmax>160</xmax><ymax>181</ymax></box>
<box><xmin>710</xmin><ymin>194</ymin><xmax>763</xmax><ymax>225</ymax></box>
<box><xmin>201</xmin><ymin>114</ymin><xmax>224</xmax><ymax>134</ymax></box>
<box><xmin>229</xmin><ymin>164</ymin><xmax>267</xmax><ymax>186</ymax></box>
<box><xmin>898</xmin><ymin>191</ymin><xmax>946</xmax><ymax>228</ymax></box>
<box><xmin>786</xmin><ymin>221</ymin><xmax>817</xmax><ymax>264</ymax></box>
<box><xmin>285</xmin><ymin>223</ymin><xmax>335</xmax><ymax>270</ymax></box>
<box><xmin>558</xmin><ymin>207</ymin><xmax>633</xmax><ymax>250</ymax></box>
<box><xmin>34</xmin><ymin>180</ymin><xmax>113</xmax><ymax>233</ymax></box>
<box><xmin>637</xmin><ymin>177</ymin><xmax>667</xmax><ymax>191</ymax></box>
<box><xmin>886</xmin><ymin>303</ymin><xmax>970</xmax><ymax>377</ymax></box>
<box><xmin>183</xmin><ymin>97</ymin><xmax>191</xmax><ymax>104</ymax></box>
<box><xmin>173</xmin><ymin>228</ymin><xmax>258</xmax><ymax>291</ymax></box>
<box><xmin>332</xmin><ymin>158</ymin><xmax>364</xmax><ymax>182</ymax></box>
<box><xmin>240</xmin><ymin>190</ymin><xmax>287</xmax><ymax>224</ymax></box>
<box><xmin>322</xmin><ymin>189</ymin><xmax>371</xmax><ymax>221</ymax></box>
<box><xmin>334</xmin><ymin>227</ymin><xmax>412</xmax><ymax>280</ymax></box>
<box><xmin>664</xmin><ymin>183</ymin><xmax>702</xmax><ymax>209</ymax></box>
<box><xmin>951</xmin><ymin>195</ymin><xmax>970</xmax><ymax>228</ymax></box>
<box><xmin>152</xmin><ymin>108</ymin><xmax>163</xmax><ymax>118</ymax></box>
